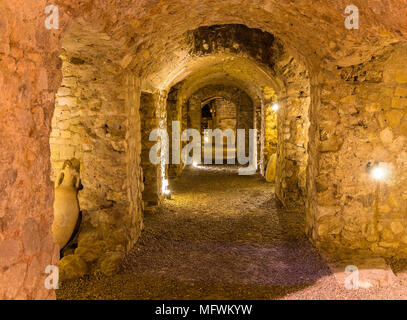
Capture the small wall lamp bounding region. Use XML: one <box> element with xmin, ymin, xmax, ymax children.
<box><xmin>367</xmin><ymin>162</ymin><xmax>387</xmax><ymax>181</ymax></box>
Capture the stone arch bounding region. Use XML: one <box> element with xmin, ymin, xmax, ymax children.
<box><xmin>187</xmin><ymin>85</ymin><xmax>255</xmax><ymax>155</ymax></box>
<box><xmin>48</xmin><ymin>21</ymin><xmax>145</xmax><ymax>280</ymax></box>
<box><xmin>3</xmin><ymin>0</ymin><xmax>407</xmax><ymax>300</ymax></box>
<box><xmin>47</xmin><ymin>22</ymin><xmax>313</xmax><ymax>282</ymax></box>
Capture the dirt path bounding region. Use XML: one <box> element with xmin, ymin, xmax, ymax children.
<box><xmin>57</xmin><ymin>165</ymin><xmax>407</xmax><ymax>300</ymax></box>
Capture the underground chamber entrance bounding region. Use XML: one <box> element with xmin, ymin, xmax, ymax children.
<box><xmin>50</xmin><ymin>21</ymin><xmax>316</xmax><ymax>298</ymax></box>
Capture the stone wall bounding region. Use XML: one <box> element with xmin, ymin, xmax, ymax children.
<box><xmin>275</xmin><ymin>54</ymin><xmax>311</xmax><ymax>208</ymax></box>
<box><xmin>167</xmin><ymin>85</ymin><xmax>185</xmax><ymax>178</ymax></box>
<box><xmin>50</xmin><ymin>57</ymin><xmax>82</xmax><ymax>179</ymax></box>
<box><xmin>3</xmin><ymin>0</ymin><xmax>407</xmax><ymax>301</ymax></box>
<box><xmin>156</xmin><ymin>91</ymin><xmax>168</xmax><ymax>200</ymax></box>
<box><xmin>308</xmin><ymin>43</ymin><xmax>407</xmax><ymax>258</ymax></box>
<box><xmin>140</xmin><ymin>93</ymin><xmax>160</xmax><ymax>207</ymax></box>
<box><xmin>0</xmin><ymin>0</ymin><xmax>63</xmax><ymax>300</ymax></box>
<box><xmin>140</xmin><ymin>91</ymin><xmax>168</xmax><ymax>207</ymax></box>
<box><xmin>51</xmin><ymin>50</ymin><xmax>139</xmax><ymax>278</ymax></box>
<box><xmin>213</xmin><ymin>98</ymin><xmax>237</xmax><ymax>132</ymax></box>
<box><xmin>264</xmin><ymin>104</ymin><xmax>278</xmax><ymax>164</ymax></box>
<box><xmin>124</xmin><ymin>74</ymin><xmax>144</xmax><ymax>252</ymax></box>
<box><xmin>255</xmin><ymin>101</ymin><xmax>265</xmax><ymax>175</ymax></box>
<box><xmin>186</xmin><ymin>85</ymin><xmax>255</xmax><ymax>161</ymax></box>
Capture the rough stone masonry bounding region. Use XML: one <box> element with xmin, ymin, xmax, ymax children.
<box><xmin>1</xmin><ymin>0</ymin><xmax>407</xmax><ymax>300</ymax></box>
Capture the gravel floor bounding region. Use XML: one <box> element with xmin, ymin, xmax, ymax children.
<box><xmin>57</xmin><ymin>165</ymin><xmax>407</xmax><ymax>300</ymax></box>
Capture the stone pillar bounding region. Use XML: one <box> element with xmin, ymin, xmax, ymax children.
<box><xmin>167</xmin><ymin>87</ymin><xmax>183</xmax><ymax>178</ymax></box>
<box><xmin>274</xmin><ymin>56</ymin><xmax>310</xmax><ymax>208</ymax></box>
<box><xmin>124</xmin><ymin>74</ymin><xmax>144</xmax><ymax>250</ymax></box>
<box><xmin>140</xmin><ymin>93</ymin><xmax>161</xmax><ymax>207</ymax></box>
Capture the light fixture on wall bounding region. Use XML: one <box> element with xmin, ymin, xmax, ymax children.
<box><xmin>193</xmin><ymin>161</ymin><xmax>198</xmax><ymax>167</ymax></box>
<box><xmin>162</xmin><ymin>179</ymin><xmax>171</xmax><ymax>198</ymax></box>
<box><xmin>271</xmin><ymin>104</ymin><xmax>279</xmax><ymax>111</ymax></box>
<box><xmin>371</xmin><ymin>166</ymin><xmax>387</xmax><ymax>181</ymax></box>
<box><xmin>367</xmin><ymin>162</ymin><xmax>387</xmax><ymax>181</ymax></box>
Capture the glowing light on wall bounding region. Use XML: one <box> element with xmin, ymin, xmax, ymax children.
<box><xmin>371</xmin><ymin>166</ymin><xmax>386</xmax><ymax>181</ymax></box>
<box><xmin>272</xmin><ymin>104</ymin><xmax>279</xmax><ymax>111</ymax></box>
<box><xmin>162</xmin><ymin>179</ymin><xmax>170</xmax><ymax>194</ymax></box>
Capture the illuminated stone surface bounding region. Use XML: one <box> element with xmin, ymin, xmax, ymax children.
<box><xmin>1</xmin><ymin>0</ymin><xmax>407</xmax><ymax>299</ymax></box>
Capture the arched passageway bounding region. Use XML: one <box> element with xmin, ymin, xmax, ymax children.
<box><xmin>58</xmin><ymin>165</ymin><xmax>329</xmax><ymax>299</ymax></box>
<box><xmin>2</xmin><ymin>0</ymin><xmax>407</xmax><ymax>300</ymax></box>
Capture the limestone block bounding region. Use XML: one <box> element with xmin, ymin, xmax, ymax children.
<box><xmin>340</xmin><ymin>95</ymin><xmax>357</xmax><ymax>104</ymax></box>
<box><xmin>379</xmin><ymin>241</ymin><xmax>399</xmax><ymax>248</ymax></box>
<box><xmin>381</xmin><ymin>229</ymin><xmax>394</xmax><ymax>241</ymax></box>
<box><xmin>319</xmin><ymin>136</ymin><xmax>343</xmax><ymax>152</ymax></box>
<box><xmin>379</xmin><ymin>127</ymin><xmax>393</xmax><ymax>145</ymax></box>
<box><xmin>50</xmin><ymin>129</ymin><xmax>60</xmax><ymax>138</ymax></box>
<box><xmin>392</xmin><ymin>97</ymin><xmax>407</xmax><ymax>109</ymax></box>
<box><xmin>77</xmin><ymin>230</ymin><xmax>100</xmax><ymax>248</ymax></box>
<box><xmin>57</xmin><ymin>120</ymin><xmax>71</xmax><ymax>130</ymax></box>
<box><xmin>388</xmin><ymin>192</ymin><xmax>400</xmax><ymax>208</ymax></box>
<box><xmin>60</xmin><ymin>131</ymin><xmax>71</xmax><ymax>139</ymax></box>
<box><xmin>57</xmin><ymin>96</ymin><xmax>77</xmax><ymax>107</ymax></box>
<box><xmin>50</xmin><ymin>148</ymin><xmax>60</xmax><ymax>161</ymax></box>
<box><xmin>397</xmin><ymin>151</ymin><xmax>407</xmax><ymax>168</ymax></box>
<box><xmin>99</xmin><ymin>252</ymin><xmax>124</xmax><ymax>276</ymax></box>
<box><xmin>59</xmin><ymin>146</ymin><xmax>76</xmax><ymax>159</ymax></box>
<box><xmin>315</xmin><ymin>206</ymin><xmax>338</xmax><ymax>221</ymax></box>
<box><xmin>317</xmin><ymin>221</ymin><xmax>341</xmax><ymax>236</ymax></box>
<box><xmin>74</xmin><ymin>247</ymin><xmax>99</xmax><ymax>263</ymax></box>
<box><xmin>57</xmin><ymin>87</ymin><xmax>72</xmax><ymax>97</ymax></box>
<box><xmin>391</xmin><ymin>221</ymin><xmax>404</xmax><ymax>234</ymax></box>
<box><xmin>61</xmin><ymin>77</ymin><xmax>77</xmax><ymax>87</ymax></box>
<box><xmin>58</xmin><ymin>255</ymin><xmax>88</xmax><ymax>281</ymax></box>
<box><xmin>400</xmin><ymin>118</ymin><xmax>407</xmax><ymax>136</ymax></box>
<box><xmin>390</xmin><ymin>136</ymin><xmax>407</xmax><ymax>153</ymax></box>
<box><xmin>111</xmin><ymin>140</ymin><xmax>126</xmax><ymax>152</ymax></box>
<box><xmin>395</xmin><ymin>70</ymin><xmax>407</xmax><ymax>84</ymax></box>
<box><xmin>385</xmin><ymin>110</ymin><xmax>403</xmax><ymax>128</ymax></box>
<box><xmin>395</xmin><ymin>87</ymin><xmax>407</xmax><ymax>97</ymax></box>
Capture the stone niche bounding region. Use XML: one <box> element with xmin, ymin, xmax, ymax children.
<box><xmin>49</xmin><ymin>50</ymin><xmax>144</xmax><ymax>278</ymax></box>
